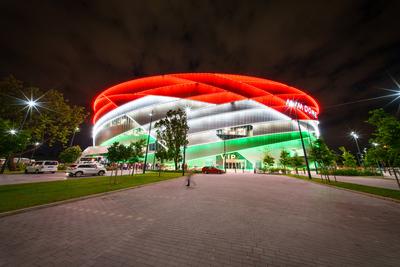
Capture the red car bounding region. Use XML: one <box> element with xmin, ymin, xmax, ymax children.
<box><xmin>202</xmin><ymin>166</ymin><xmax>225</xmax><ymax>174</ymax></box>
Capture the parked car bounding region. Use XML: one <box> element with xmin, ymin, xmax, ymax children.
<box><xmin>25</xmin><ymin>161</ymin><xmax>59</xmax><ymax>174</ymax></box>
<box><xmin>202</xmin><ymin>166</ymin><xmax>224</xmax><ymax>174</ymax></box>
<box><xmin>66</xmin><ymin>164</ymin><xmax>107</xmax><ymax>177</ymax></box>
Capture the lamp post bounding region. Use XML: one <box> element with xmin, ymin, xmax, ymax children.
<box><xmin>31</xmin><ymin>142</ymin><xmax>40</xmax><ymax>159</ymax></box>
<box><xmin>350</xmin><ymin>131</ymin><xmax>363</xmax><ymax>166</ymax></box>
<box><xmin>143</xmin><ymin>111</ymin><xmax>153</xmax><ymax>174</ymax></box>
<box><xmin>70</xmin><ymin>127</ymin><xmax>80</xmax><ymax>147</ymax></box>
<box><xmin>296</xmin><ymin>117</ymin><xmax>312</xmax><ymax>179</ymax></box>
<box><xmin>182</xmin><ymin>141</ymin><xmax>187</xmax><ymax>176</ymax></box>
<box><xmin>223</xmin><ymin>138</ymin><xmax>226</xmax><ymax>173</ymax></box>
<box><xmin>182</xmin><ymin>107</ymin><xmax>191</xmax><ymax>176</ymax></box>
<box><xmin>305</xmin><ymin>123</ymin><xmax>318</xmax><ymax>174</ymax></box>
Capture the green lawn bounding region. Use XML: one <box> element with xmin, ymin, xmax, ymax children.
<box><xmin>287</xmin><ymin>174</ymin><xmax>400</xmax><ymax>201</ymax></box>
<box><xmin>0</xmin><ymin>172</ymin><xmax>183</xmax><ymax>213</ymax></box>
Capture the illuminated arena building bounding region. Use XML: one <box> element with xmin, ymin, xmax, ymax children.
<box><xmin>90</xmin><ymin>73</ymin><xmax>320</xmax><ymax>170</ymax></box>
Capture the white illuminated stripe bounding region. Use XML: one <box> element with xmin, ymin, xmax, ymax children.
<box><xmin>93</xmin><ymin>96</ymin><xmax>214</xmax><ymax>137</ymax></box>
<box><xmin>94</xmin><ymin>96</ymin><xmax>179</xmax><ymax>133</ymax></box>
<box><xmin>93</xmin><ymin>96</ymin><xmax>320</xmax><ymax>145</ymax></box>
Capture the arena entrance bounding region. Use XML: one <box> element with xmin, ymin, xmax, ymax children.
<box><xmin>218</xmin><ymin>152</ymin><xmax>253</xmax><ymax>171</ymax></box>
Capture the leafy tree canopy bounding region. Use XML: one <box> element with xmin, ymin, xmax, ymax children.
<box><xmin>366</xmin><ymin>108</ymin><xmax>400</xmax><ymax>166</ymax></box>
<box><xmin>0</xmin><ymin>118</ymin><xmax>30</xmax><ymax>157</ymax></box>
<box><xmin>279</xmin><ymin>149</ymin><xmax>291</xmax><ymax>172</ymax></box>
<box><xmin>309</xmin><ymin>139</ymin><xmax>336</xmax><ymax>168</ymax></box>
<box><xmin>154</xmin><ymin>108</ymin><xmax>189</xmax><ymax>170</ymax></box>
<box><xmin>59</xmin><ymin>145</ymin><xmax>82</xmax><ymax>163</ymax></box>
<box><xmin>290</xmin><ymin>152</ymin><xmax>304</xmax><ymax>169</ymax></box>
<box><xmin>339</xmin><ymin>146</ymin><xmax>357</xmax><ymax>168</ymax></box>
<box><xmin>263</xmin><ymin>151</ymin><xmax>275</xmax><ymax>167</ymax></box>
<box><xmin>0</xmin><ymin>76</ymin><xmax>88</xmax><ymax>147</ymax></box>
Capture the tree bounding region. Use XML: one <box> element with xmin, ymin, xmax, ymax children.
<box><xmin>309</xmin><ymin>139</ymin><xmax>336</xmax><ymax>181</ymax></box>
<box><xmin>59</xmin><ymin>145</ymin><xmax>82</xmax><ymax>164</ymax></box>
<box><xmin>154</xmin><ymin>108</ymin><xmax>189</xmax><ymax>170</ymax></box>
<box><xmin>339</xmin><ymin>146</ymin><xmax>357</xmax><ymax>168</ymax></box>
<box><xmin>0</xmin><ymin>76</ymin><xmax>88</xmax><ymax>171</ymax></box>
<box><xmin>106</xmin><ymin>142</ymin><xmax>122</xmax><ymax>183</ymax></box>
<box><xmin>367</xmin><ymin>108</ymin><xmax>400</xmax><ymax>188</ymax></box>
<box><xmin>289</xmin><ymin>152</ymin><xmax>304</xmax><ymax>174</ymax></box>
<box><xmin>262</xmin><ymin>151</ymin><xmax>275</xmax><ymax>173</ymax></box>
<box><xmin>0</xmin><ymin>118</ymin><xmax>31</xmax><ymax>172</ymax></box>
<box><xmin>128</xmin><ymin>139</ymin><xmax>145</xmax><ymax>175</ymax></box>
<box><xmin>155</xmin><ymin>142</ymin><xmax>170</xmax><ymax>176</ymax></box>
<box><xmin>279</xmin><ymin>149</ymin><xmax>290</xmax><ymax>174</ymax></box>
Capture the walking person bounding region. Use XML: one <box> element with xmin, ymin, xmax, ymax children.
<box><xmin>186</xmin><ymin>172</ymin><xmax>196</xmax><ymax>187</ymax></box>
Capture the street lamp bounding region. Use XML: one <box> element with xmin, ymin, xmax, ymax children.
<box><xmin>8</xmin><ymin>129</ymin><xmax>17</xmax><ymax>135</ymax></box>
<box><xmin>69</xmin><ymin>127</ymin><xmax>80</xmax><ymax>147</ymax></box>
<box><xmin>143</xmin><ymin>111</ymin><xmax>154</xmax><ymax>174</ymax></box>
<box><xmin>20</xmin><ymin>95</ymin><xmax>41</xmax><ymax>129</ymax></box>
<box><xmin>350</xmin><ymin>131</ymin><xmax>363</xmax><ymax>166</ymax></box>
<box><xmin>182</xmin><ymin>107</ymin><xmax>191</xmax><ymax>176</ymax></box>
<box><xmin>286</xmin><ymin>100</ymin><xmax>312</xmax><ymax>179</ymax></box>
<box><xmin>31</xmin><ymin>142</ymin><xmax>40</xmax><ymax>159</ymax></box>
<box><xmin>296</xmin><ymin>117</ymin><xmax>312</xmax><ymax>179</ymax></box>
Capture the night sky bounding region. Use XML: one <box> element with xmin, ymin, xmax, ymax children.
<box><xmin>1</xmin><ymin>0</ymin><xmax>400</xmax><ymax>155</ymax></box>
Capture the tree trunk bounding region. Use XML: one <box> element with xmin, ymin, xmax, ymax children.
<box><xmin>326</xmin><ymin>168</ymin><xmax>331</xmax><ymax>183</ymax></box>
<box><xmin>0</xmin><ymin>157</ymin><xmax>8</xmax><ymax>174</ymax></box>
<box><xmin>392</xmin><ymin>167</ymin><xmax>400</xmax><ymax>190</ymax></box>
<box><xmin>174</xmin><ymin>159</ymin><xmax>178</xmax><ymax>171</ymax></box>
<box><xmin>8</xmin><ymin>156</ymin><xmax>16</xmax><ymax>171</ymax></box>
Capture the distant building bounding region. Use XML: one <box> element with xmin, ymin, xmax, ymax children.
<box><xmin>90</xmin><ymin>73</ymin><xmax>320</xmax><ymax>170</ymax></box>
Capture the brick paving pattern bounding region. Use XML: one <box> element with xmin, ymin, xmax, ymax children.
<box><xmin>0</xmin><ymin>174</ymin><xmax>399</xmax><ymax>266</ymax></box>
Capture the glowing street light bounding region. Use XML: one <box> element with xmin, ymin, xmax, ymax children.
<box><xmin>31</xmin><ymin>142</ymin><xmax>41</xmax><ymax>159</ymax></box>
<box><xmin>372</xmin><ymin>142</ymin><xmax>379</xmax><ymax>147</ymax></box>
<box><xmin>9</xmin><ymin>129</ymin><xmax>17</xmax><ymax>135</ymax></box>
<box><xmin>16</xmin><ymin>92</ymin><xmax>46</xmax><ymax>130</ymax></box>
<box><xmin>69</xmin><ymin>127</ymin><xmax>81</xmax><ymax>147</ymax></box>
<box><xmin>26</xmin><ymin>99</ymin><xmax>38</xmax><ymax>108</ymax></box>
<box><xmin>350</xmin><ymin>131</ymin><xmax>363</xmax><ymax>166</ymax></box>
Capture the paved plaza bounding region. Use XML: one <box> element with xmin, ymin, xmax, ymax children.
<box><xmin>1</xmin><ymin>174</ymin><xmax>400</xmax><ymax>266</ymax></box>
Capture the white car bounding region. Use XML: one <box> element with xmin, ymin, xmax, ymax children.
<box><xmin>25</xmin><ymin>161</ymin><xmax>59</xmax><ymax>174</ymax></box>
<box><xmin>66</xmin><ymin>164</ymin><xmax>107</xmax><ymax>177</ymax></box>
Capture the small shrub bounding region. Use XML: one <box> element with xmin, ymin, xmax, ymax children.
<box><xmin>57</xmin><ymin>164</ymin><xmax>67</xmax><ymax>171</ymax></box>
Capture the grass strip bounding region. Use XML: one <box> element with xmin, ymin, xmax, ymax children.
<box><xmin>287</xmin><ymin>174</ymin><xmax>400</xmax><ymax>201</ymax></box>
<box><xmin>0</xmin><ymin>172</ymin><xmax>182</xmax><ymax>213</ymax></box>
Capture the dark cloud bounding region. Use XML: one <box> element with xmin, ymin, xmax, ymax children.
<box><xmin>1</xmin><ymin>0</ymin><xmax>400</xmax><ymax>151</ymax></box>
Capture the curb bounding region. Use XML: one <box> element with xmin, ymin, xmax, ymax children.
<box><xmin>286</xmin><ymin>175</ymin><xmax>400</xmax><ymax>204</ymax></box>
<box><xmin>0</xmin><ymin>175</ymin><xmax>188</xmax><ymax>218</ymax></box>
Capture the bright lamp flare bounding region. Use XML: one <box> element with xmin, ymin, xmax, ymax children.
<box><xmin>350</xmin><ymin>131</ymin><xmax>359</xmax><ymax>139</ymax></box>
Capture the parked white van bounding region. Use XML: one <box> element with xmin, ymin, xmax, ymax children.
<box><xmin>25</xmin><ymin>161</ymin><xmax>59</xmax><ymax>174</ymax></box>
